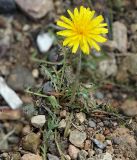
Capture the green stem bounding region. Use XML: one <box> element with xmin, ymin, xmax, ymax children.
<box><xmin>68</xmin><ymin>50</ymin><xmax>82</xmax><ymax>105</ymax></box>
<box><xmin>60</xmin><ymin>48</ymin><xmax>67</xmax><ymax>90</ymax></box>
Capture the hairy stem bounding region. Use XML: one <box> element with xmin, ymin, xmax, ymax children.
<box><xmin>68</xmin><ymin>50</ymin><xmax>82</xmax><ymax>105</ymax></box>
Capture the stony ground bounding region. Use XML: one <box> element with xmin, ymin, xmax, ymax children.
<box><xmin>0</xmin><ymin>0</ymin><xmax>137</xmax><ymax>160</ymax></box>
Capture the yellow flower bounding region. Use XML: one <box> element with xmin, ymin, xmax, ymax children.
<box><xmin>57</xmin><ymin>6</ymin><xmax>108</xmax><ymax>55</ymax></box>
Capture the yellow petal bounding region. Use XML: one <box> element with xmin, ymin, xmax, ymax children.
<box><xmin>89</xmin><ymin>15</ymin><xmax>104</xmax><ymax>29</ymax></box>
<box><xmin>57</xmin><ymin>20</ymin><xmax>72</xmax><ymax>29</ymax></box>
<box><xmin>89</xmin><ymin>35</ymin><xmax>107</xmax><ymax>43</ymax></box>
<box><xmin>72</xmin><ymin>41</ymin><xmax>79</xmax><ymax>53</ymax></box>
<box><xmin>98</xmin><ymin>23</ymin><xmax>108</xmax><ymax>27</ymax></box>
<box><xmin>87</xmin><ymin>38</ymin><xmax>101</xmax><ymax>51</ymax></box>
<box><xmin>67</xmin><ymin>9</ymin><xmax>74</xmax><ymax>20</ymax></box>
<box><xmin>80</xmin><ymin>37</ymin><xmax>90</xmax><ymax>54</ymax></box>
<box><xmin>60</xmin><ymin>16</ymin><xmax>73</xmax><ymax>26</ymax></box>
<box><xmin>74</xmin><ymin>8</ymin><xmax>79</xmax><ymax>18</ymax></box>
<box><xmin>90</xmin><ymin>28</ymin><xmax>108</xmax><ymax>34</ymax></box>
<box><xmin>57</xmin><ymin>30</ymin><xmax>76</xmax><ymax>37</ymax></box>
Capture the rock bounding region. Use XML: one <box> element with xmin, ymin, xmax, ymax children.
<box><xmin>37</xmin><ymin>32</ymin><xmax>54</xmax><ymax>53</ymax></box>
<box><xmin>0</xmin><ymin>109</ymin><xmax>21</xmax><ymax>120</ymax></box>
<box><xmin>60</xmin><ymin>110</ymin><xmax>67</xmax><ymax>118</ymax></box>
<box><xmin>116</xmin><ymin>54</ymin><xmax>137</xmax><ymax>83</ymax></box>
<box><xmin>98</xmin><ymin>58</ymin><xmax>117</xmax><ymax>78</ymax></box>
<box><xmin>88</xmin><ymin>120</ymin><xmax>96</xmax><ymax>128</ymax></box>
<box><xmin>95</xmin><ymin>134</ymin><xmax>105</xmax><ymax>143</ymax></box>
<box><xmin>43</xmin><ymin>81</ymin><xmax>54</xmax><ymax>94</ymax></box>
<box><xmin>47</xmin><ymin>154</ymin><xmax>59</xmax><ymax>160</ymax></box>
<box><xmin>48</xmin><ymin>51</ymin><xmax>59</xmax><ymax>62</ymax></box>
<box><xmin>68</xmin><ymin>144</ymin><xmax>80</xmax><ymax>159</ymax></box>
<box><xmin>69</xmin><ymin>130</ymin><xmax>87</xmax><ymax>148</ymax></box>
<box><xmin>22</xmin><ymin>132</ymin><xmax>41</xmax><ymax>153</ymax></box>
<box><xmin>10</xmin><ymin>152</ymin><xmax>21</xmax><ymax>160</ymax></box>
<box><xmin>58</xmin><ymin>119</ymin><xmax>66</xmax><ymax>129</ymax></box>
<box><xmin>111</xmin><ymin>128</ymin><xmax>137</xmax><ymax>159</ymax></box>
<box><xmin>22</xmin><ymin>24</ymin><xmax>30</xmax><ymax>31</ymax></box>
<box><xmin>31</xmin><ymin>115</ymin><xmax>46</xmax><ymax>128</ymax></box>
<box><xmin>78</xmin><ymin>150</ymin><xmax>88</xmax><ymax>160</ymax></box>
<box><xmin>103</xmin><ymin>40</ymin><xmax>118</xmax><ymax>52</ymax></box>
<box><xmin>84</xmin><ymin>140</ymin><xmax>91</xmax><ymax>150</ymax></box>
<box><xmin>0</xmin><ymin>77</ymin><xmax>23</xmax><ymax>109</ymax></box>
<box><xmin>88</xmin><ymin>149</ymin><xmax>95</xmax><ymax>157</ymax></box>
<box><xmin>15</xmin><ymin>0</ymin><xmax>54</xmax><ymax>19</ymax></box>
<box><xmin>7</xmin><ymin>66</ymin><xmax>35</xmax><ymax>91</ymax></box>
<box><xmin>120</xmin><ymin>99</ymin><xmax>137</xmax><ymax>117</ymax></box>
<box><xmin>76</xmin><ymin>112</ymin><xmax>86</xmax><ymax>123</ymax></box>
<box><xmin>92</xmin><ymin>139</ymin><xmax>106</xmax><ymax>149</ymax></box>
<box><xmin>113</xmin><ymin>21</ymin><xmax>127</xmax><ymax>52</ymax></box>
<box><xmin>0</xmin><ymin>0</ymin><xmax>16</xmax><ymax>13</ymax></box>
<box><xmin>32</xmin><ymin>69</ymin><xmax>39</xmax><ymax>78</ymax></box>
<box><xmin>131</xmin><ymin>24</ymin><xmax>137</xmax><ymax>33</ymax></box>
<box><xmin>87</xmin><ymin>152</ymin><xmax>112</xmax><ymax>160</ymax></box>
<box><xmin>22</xmin><ymin>125</ymin><xmax>31</xmax><ymax>135</ymax></box>
<box><xmin>21</xmin><ymin>154</ymin><xmax>42</xmax><ymax>160</ymax></box>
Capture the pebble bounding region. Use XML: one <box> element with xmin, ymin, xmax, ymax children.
<box><xmin>84</xmin><ymin>140</ymin><xmax>91</xmax><ymax>150</ymax></box>
<box><xmin>31</xmin><ymin>115</ymin><xmax>46</xmax><ymax>128</ymax></box>
<box><xmin>10</xmin><ymin>152</ymin><xmax>21</xmax><ymax>160</ymax></box>
<box><xmin>47</xmin><ymin>154</ymin><xmax>59</xmax><ymax>160</ymax></box>
<box><xmin>22</xmin><ymin>132</ymin><xmax>41</xmax><ymax>153</ymax></box>
<box><xmin>22</xmin><ymin>24</ymin><xmax>30</xmax><ymax>31</ymax></box>
<box><xmin>32</xmin><ymin>69</ymin><xmax>39</xmax><ymax>78</ymax></box>
<box><xmin>43</xmin><ymin>81</ymin><xmax>54</xmax><ymax>94</ymax></box>
<box><xmin>120</xmin><ymin>99</ymin><xmax>137</xmax><ymax>117</ymax></box>
<box><xmin>0</xmin><ymin>109</ymin><xmax>22</xmax><ymax>120</ymax></box>
<box><xmin>116</xmin><ymin>54</ymin><xmax>137</xmax><ymax>83</ymax></box>
<box><xmin>76</xmin><ymin>112</ymin><xmax>86</xmax><ymax>123</ymax></box>
<box><xmin>78</xmin><ymin>150</ymin><xmax>88</xmax><ymax>160</ymax></box>
<box><xmin>113</xmin><ymin>21</ymin><xmax>127</xmax><ymax>52</ymax></box>
<box><xmin>7</xmin><ymin>66</ymin><xmax>35</xmax><ymax>91</ymax></box>
<box><xmin>58</xmin><ymin>119</ymin><xmax>66</xmax><ymax>129</ymax></box>
<box><xmin>68</xmin><ymin>144</ymin><xmax>80</xmax><ymax>159</ymax></box>
<box><xmin>69</xmin><ymin>130</ymin><xmax>87</xmax><ymax>148</ymax></box>
<box><xmin>95</xmin><ymin>134</ymin><xmax>105</xmax><ymax>143</ymax></box>
<box><xmin>131</xmin><ymin>24</ymin><xmax>137</xmax><ymax>33</ymax></box>
<box><xmin>21</xmin><ymin>153</ymin><xmax>42</xmax><ymax>160</ymax></box>
<box><xmin>87</xmin><ymin>152</ymin><xmax>112</xmax><ymax>160</ymax></box>
<box><xmin>88</xmin><ymin>120</ymin><xmax>96</xmax><ymax>128</ymax></box>
<box><xmin>92</xmin><ymin>139</ymin><xmax>106</xmax><ymax>149</ymax></box>
<box><xmin>37</xmin><ymin>32</ymin><xmax>54</xmax><ymax>53</ymax></box>
<box><xmin>15</xmin><ymin>0</ymin><xmax>54</xmax><ymax>19</ymax></box>
<box><xmin>98</xmin><ymin>58</ymin><xmax>117</xmax><ymax>77</ymax></box>
<box><xmin>0</xmin><ymin>77</ymin><xmax>23</xmax><ymax>109</ymax></box>
<box><xmin>60</xmin><ymin>110</ymin><xmax>67</xmax><ymax>118</ymax></box>
<box><xmin>22</xmin><ymin>125</ymin><xmax>31</xmax><ymax>135</ymax></box>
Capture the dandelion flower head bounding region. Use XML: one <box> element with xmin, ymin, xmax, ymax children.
<box><xmin>57</xmin><ymin>6</ymin><xmax>108</xmax><ymax>55</ymax></box>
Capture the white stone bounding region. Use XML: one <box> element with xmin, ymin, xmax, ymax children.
<box><xmin>76</xmin><ymin>112</ymin><xmax>86</xmax><ymax>123</ymax></box>
<box><xmin>36</xmin><ymin>32</ymin><xmax>54</xmax><ymax>53</ymax></box>
<box><xmin>68</xmin><ymin>145</ymin><xmax>80</xmax><ymax>159</ymax></box>
<box><xmin>31</xmin><ymin>115</ymin><xmax>46</xmax><ymax>128</ymax></box>
<box><xmin>69</xmin><ymin>130</ymin><xmax>87</xmax><ymax>148</ymax></box>
<box><xmin>113</xmin><ymin>21</ymin><xmax>127</xmax><ymax>52</ymax></box>
<box><xmin>98</xmin><ymin>58</ymin><xmax>117</xmax><ymax>77</ymax></box>
<box><xmin>58</xmin><ymin>119</ymin><xmax>66</xmax><ymax>129</ymax></box>
<box><xmin>0</xmin><ymin>77</ymin><xmax>23</xmax><ymax>109</ymax></box>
